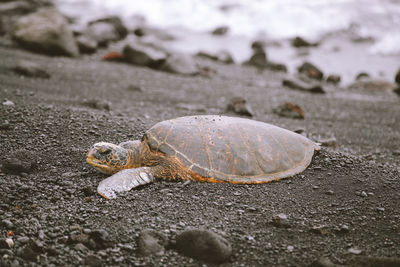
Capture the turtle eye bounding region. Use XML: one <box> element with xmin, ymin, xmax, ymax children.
<box><xmin>98</xmin><ymin>147</ymin><xmax>112</xmax><ymax>154</ymax></box>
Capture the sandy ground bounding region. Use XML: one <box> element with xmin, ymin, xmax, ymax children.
<box><xmin>0</xmin><ymin>39</ymin><xmax>400</xmax><ymax>266</ymax></box>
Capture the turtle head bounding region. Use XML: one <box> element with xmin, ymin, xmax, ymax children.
<box><xmin>86</xmin><ymin>142</ymin><xmax>130</xmax><ymax>174</ymax></box>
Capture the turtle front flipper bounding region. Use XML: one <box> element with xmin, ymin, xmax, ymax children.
<box><xmin>97</xmin><ymin>167</ymin><xmax>157</xmax><ymax>199</ymax></box>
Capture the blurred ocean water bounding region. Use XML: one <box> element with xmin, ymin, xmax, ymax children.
<box><xmin>56</xmin><ymin>0</ymin><xmax>400</xmax><ymax>55</ymax></box>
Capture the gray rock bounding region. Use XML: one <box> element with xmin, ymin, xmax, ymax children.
<box><xmin>160</xmin><ymin>53</ymin><xmax>199</xmax><ymax>75</ymax></box>
<box><xmin>16</xmin><ymin>236</ymin><xmax>30</xmax><ymax>244</ymax></box>
<box><xmin>2</xmin><ymin>100</ymin><xmax>14</xmax><ymax>106</ymax></box>
<box><xmin>282</xmin><ymin>77</ymin><xmax>325</xmax><ymax>94</ymax></box>
<box><xmin>90</xmin><ymin>229</ymin><xmax>112</xmax><ymax>249</ymax></box>
<box><xmin>291</xmin><ymin>36</ymin><xmax>319</xmax><ymax>48</ymax></box>
<box><xmin>395</xmin><ymin>68</ymin><xmax>400</xmax><ymax>85</ymax></box>
<box><xmin>123</xmin><ymin>41</ymin><xmax>167</xmax><ymax>68</ymax></box>
<box><xmin>297</xmin><ymin>62</ymin><xmax>324</xmax><ymax>80</ymax></box>
<box><xmin>13</xmin><ymin>60</ymin><xmax>50</xmax><ymax>78</ymax></box>
<box><xmin>244</xmin><ymin>51</ymin><xmax>268</xmax><ymax>68</ymax></box>
<box><xmin>1</xmin><ymin>149</ymin><xmax>37</xmax><ymax>174</ymax></box>
<box><xmin>69</xmin><ymin>232</ymin><xmax>90</xmax><ymax>244</ymax></box>
<box><xmin>137</xmin><ymin>229</ymin><xmax>168</xmax><ymax>256</ymax></box>
<box><xmin>85</xmin><ymin>255</ymin><xmax>103</xmax><ymax>267</ymax></box>
<box><xmin>348</xmin><ymin>247</ymin><xmax>362</xmax><ymax>255</ymax></box>
<box><xmin>85</xmin><ymin>22</ymin><xmax>119</xmax><ymax>47</ymax></box>
<box><xmin>197</xmin><ymin>50</ymin><xmax>234</xmax><ymax>64</ymax></box>
<box><xmin>272</xmin><ymin>213</ymin><xmax>290</xmax><ymax>228</ymax></box>
<box><xmin>273</xmin><ymin>102</ymin><xmax>304</xmax><ymax>119</ymax></box>
<box><xmin>226</xmin><ymin>97</ymin><xmax>253</xmax><ymax>117</ymax></box>
<box><xmin>326</xmin><ymin>74</ymin><xmax>341</xmax><ymax>85</ymax></box>
<box><xmin>76</xmin><ymin>35</ymin><xmax>97</xmax><ymax>54</ymax></box>
<box><xmin>88</xmin><ymin>16</ymin><xmax>128</xmax><ymax>40</ymax></box>
<box><xmin>211</xmin><ymin>26</ymin><xmax>229</xmax><ymax>35</ymax></box>
<box><xmin>175</xmin><ymin>229</ymin><xmax>232</xmax><ymax>263</ymax></box>
<box><xmin>12</xmin><ymin>8</ymin><xmax>79</xmax><ymax>57</ymax></box>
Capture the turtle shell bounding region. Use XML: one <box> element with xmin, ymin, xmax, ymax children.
<box><xmin>143</xmin><ymin>115</ymin><xmax>320</xmax><ymax>183</ymax></box>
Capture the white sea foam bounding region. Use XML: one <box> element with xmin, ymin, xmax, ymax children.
<box><xmin>56</xmin><ymin>0</ymin><xmax>400</xmax><ymax>56</ymax></box>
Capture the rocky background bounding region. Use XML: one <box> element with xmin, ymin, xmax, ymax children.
<box><xmin>1</xmin><ymin>0</ymin><xmax>400</xmax><ymax>266</ymax></box>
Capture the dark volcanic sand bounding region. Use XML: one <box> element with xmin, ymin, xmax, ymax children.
<box><xmin>0</xmin><ymin>43</ymin><xmax>400</xmax><ymax>266</ymax></box>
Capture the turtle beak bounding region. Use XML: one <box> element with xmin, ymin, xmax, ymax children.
<box><xmin>86</xmin><ymin>147</ymin><xmax>111</xmax><ymax>174</ymax></box>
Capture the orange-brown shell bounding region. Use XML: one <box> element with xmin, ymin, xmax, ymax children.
<box><xmin>143</xmin><ymin>115</ymin><xmax>320</xmax><ymax>183</ymax></box>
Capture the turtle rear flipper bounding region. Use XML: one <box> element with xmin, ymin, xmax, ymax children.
<box><xmin>97</xmin><ymin>167</ymin><xmax>157</xmax><ymax>199</ymax></box>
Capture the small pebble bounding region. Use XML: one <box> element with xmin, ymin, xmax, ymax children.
<box><xmin>2</xmin><ymin>100</ymin><xmax>15</xmax><ymax>106</ymax></box>
<box><xmin>5</xmin><ymin>238</ymin><xmax>14</xmax><ymax>248</ymax></box>
<box><xmin>287</xmin><ymin>245</ymin><xmax>294</xmax><ymax>252</ymax></box>
<box><xmin>348</xmin><ymin>247</ymin><xmax>362</xmax><ymax>255</ymax></box>
<box><xmin>360</xmin><ymin>191</ymin><xmax>368</xmax><ymax>197</ymax></box>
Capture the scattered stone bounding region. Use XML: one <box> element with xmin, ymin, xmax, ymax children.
<box><xmin>297</xmin><ymin>62</ymin><xmax>324</xmax><ymax>80</ymax></box>
<box><xmin>160</xmin><ymin>53</ymin><xmax>199</xmax><ymax>75</ymax></box>
<box><xmin>355</xmin><ymin>72</ymin><xmax>370</xmax><ymax>81</ymax></box>
<box><xmin>12</xmin><ymin>8</ymin><xmax>79</xmax><ymax>57</ymax></box>
<box><xmin>197</xmin><ymin>50</ymin><xmax>234</xmax><ymax>64</ymax></box>
<box><xmin>101</xmin><ymin>51</ymin><xmax>125</xmax><ymax>62</ymax></box>
<box><xmin>360</xmin><ymin>191</ymin><xmax>367</xmax><ymax>197</ymax></box>
<box><xmin>84</xmin><ymin>22</ymin><xmax>119</xmax><ymax>48</ymax></box>
<box><xmin>310</xmin><ymin>225</ymin><xmax>329</xmax><ymax>236</ymax></box>
<box><xmin>85</xmin><ymin>255</ymin><xmax>103</xmax><ymax>267</ymax></box>
<box><xmin>395</xmin><ymin>68</ymin><xmax>400</xmax><ymax>85</ymax></box>
<box><xmin>0</xmin><ymin>239</ymin><xmax>11</xmax><ymax>249</ymax></box>
<box><xmin>348</xmin><ymin>247</ymin><xmax>362</xmax><ymax>255</ymax></box>
<box><xmin>175</xmin><ymin>229</ymin><xmax>232</xmax><ymax>263</ymax></box>
<box><xmin>271</xmin><ymin>213</ymin><xmax>290</xmax><ymax>228</ymax></box>
<box><xmin>212</xmin><ymin>26</ymin><xmax>229</xmax><ymax>35</ymax></box>
<box><xmin>81</xmin><ymin>99</ymin><xmax>111</xmax><ymax>111</ymax></box>
<box><xmin>291</xmin><ymin>36</ymin><xmax>318</xmax><ymax>47</ymax></box>
<box><xmin>273</xmin><ymin>102</ymin><xmax>305</xmax><ymax>119</ymax></box>
<box><xmin>244</xmin><ymin>50</ymin><xmax>268</xmax><ymax>68</ymax></box>
<box><xmin>325</xmin><ymin>190</ymin><xmax>334</xmax><ymax>195</ymax></box>
<box><xmin>282</xmin><ymin>77</ymin><xmax>325</xmax><ymax>94</ymax></box>
<box><xmin>266</xmin><ymin>61</ymin><xmax>287</xmax><ymax>72</ymax></box>
<box><xmin>1</xmin><ymin>149</ymin><xmax>37</xmax><ymax>174</ymax></box>
<box><xmin>0</xmin><ymin>120</ymin><xmax>11</xmax><ymax>130</ymax></box>
<box><xmin>76</xmin><ymin>35</ymin><xmax>97</xmax><ymax>54</ymax></box>
<box><xmin>2</xmin><ymin>100</ymin><xmax>14</xmax><ymax>106</ymax></box>
<box><xmin>123</xmin><ymin>41</ymin><xmax>167</xmax><ymax>68</ymax></box>
<box><xmin>326</xmin><ymin>74</ymin><xmax>341</xmax><ymax>85</ymax></box>
<box><xmin>137</xmin><ymin>229</ymin><xmax>168</xmax><ymax>256</ymax></box>
<box><xmin>88</xmin><ymin>16</ymin><xmax>128</xmax><ymax>43</ymax></box>
<box><xmin>376</xmin><ymin>207</ymin><xmax>385</xmax><ymax>212</ymax></box>
<box><xmin>90</xmin><ymin>229</ymin><xmax>112</xmax><ymax>249</ymax></box>
<box><xmin>13</xmin><ymin>60</ymin><xmax>50</xmax><ymax>78</ymax></box>
<box><xmin>16</xmin><ymin>236</ymin><xmax>30</xmax><ymax>244</ymax></box>
<box><xmin>226</xmin><ymin>97</ymin><xmax>253</xmax><ymax>117</ymax></box>
<box><xmin>69</xmin><ymin>232</ymin><xmax>89</xmax><ymax>244</ymax></box>
<box><xmin>74</xmin><ymin>243</ymin><xmax>88</xmax><ymax>252</ymax></box>
<box><xmin>18</xmin><ymin>246</ymin><xmax>39</xmax><ymax>262</ymax></box>
<box><xmin>287</xmin><ymin>245</ymin><xmax>294</xmax><ymax>252</ymax></box>
<box><xmin>317</xmin><ymin>137</ymin><xmax>337</xmax><ymax>147</ymax></box>
<box><xmin>1</xmin><ymin>219</ymin><xmax>14</xmax><ymax>229</ymax></box>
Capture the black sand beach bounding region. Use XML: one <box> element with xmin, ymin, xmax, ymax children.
<box><xmin>1</xmin><ymin>2</ymin><xmax>400</xmax><ymax>266</ymax></box>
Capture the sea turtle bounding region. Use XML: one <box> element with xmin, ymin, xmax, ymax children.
<box><xmin>86</xmin><ymin>115</ymin><xmax>320</xmax><ymax>199</ymax></box>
